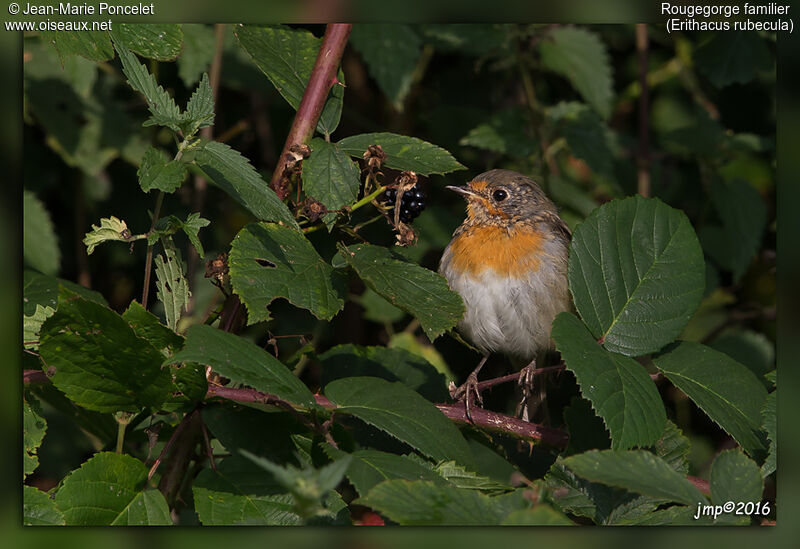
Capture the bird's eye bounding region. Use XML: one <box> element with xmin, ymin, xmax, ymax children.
<box><xmin>492</xmin><ymin>189</ymin><xmax>508</xmax><ymax>202</ymax></box>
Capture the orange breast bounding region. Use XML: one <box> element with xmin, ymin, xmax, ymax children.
<box><xmin>448</xmin><ymin>225</ymin><xmax>544</xmax><ymax>278</ymax></box>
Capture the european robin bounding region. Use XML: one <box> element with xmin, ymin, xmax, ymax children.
<box><xmin>439</xmin><ymin>169</ymin><xmax>572</xmax><ymax>421</ymax></box>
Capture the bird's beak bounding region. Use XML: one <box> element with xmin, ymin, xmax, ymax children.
<box><xmin>446</xmin><ymin>185</ymin><xmax>478</xmax><ymax>198</ymax></box>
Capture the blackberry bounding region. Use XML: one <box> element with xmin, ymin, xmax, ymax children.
<box><xmin>383</xmin><ymin>185</ymin><xmax>426</xmax><ymax>224</ymax></box>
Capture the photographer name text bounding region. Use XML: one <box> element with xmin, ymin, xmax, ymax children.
<box><xmin>20</xmin><ymin>2</ymin><xmax>154</xmax><ymax>15</ymax></box>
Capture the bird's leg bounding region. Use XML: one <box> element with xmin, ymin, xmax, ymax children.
<box><xmin>515</xmin><ymin>357</ymin><xmax>548</xmax><ymax>423</ymax></box>
<box><xmin>449</xmin><ymin>354</ymin><xmax>490</xmax><ymax>423</ymax></box>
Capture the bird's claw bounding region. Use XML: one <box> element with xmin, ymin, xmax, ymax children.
<box><xmin>450</xmin><ymin>372</ymin><xmax>484</xmax><ymax>423</ymax></box>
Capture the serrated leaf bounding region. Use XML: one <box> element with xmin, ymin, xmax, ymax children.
<box><xmin>138</xmin><ymin>147</ymin><xmax>187</xmax><ymax>193</ymax></box>
<box><xmin>552</xmin><ymin>313</ymin><xmax>666</xmax><ymax>449</ymax></box>
<box><xmin>324</xmin><ymin>377</ymin><xmax>473</xmax><ymax>467</ymax></box>
<box><xmin>182</xmin><ymin>73</ymin><xmax>216</xmax><ymax>136</ymax></box>
<box><xmin>761</xmin><ymin>391</ymin><xmax>776</xmax><ymax>476</ymax></box>
<box><xmin>655</xmin><ymin>421</ymin><xmax>691</xmax><ymax>476</ymax></box>
<box><xmin>40</xmin><ymin>30</ymin><xmax>114</xmax><ymax>63</ymax></box>
<box><xmin>547</xmin><ymin>101</ymin><xmax>615</xmax><ymax>178</ymax></box>
<box><xmin>234</xmin><ymin>25</ymin><xmax>344</xmax><ymax>135</ymax></box>
<box><xmin>615</xmin><ymin>505</ymin><xmax>710</xmax><ymax>525</ymax></box>
<box><xmin>654</xmin><ymin>342</ymin><xmax>768</xmax><ymax>458</ymax></box>
<box><xmin>24</xmin><ymin>304</ymin><xmax>55</xmax><ymax>350</ymax></box>
<box><xmin>192</xmin><ymin>140</ymin><xmax>299</xmax><ymax>228</ymax></box>
<box><xmin>229</xmin><ymin>222</ymin><xmax>344</xmax><ymax>324</ymax></box>
<box><xmin>350</xmin><ymin>24</ymin><xmax>422</xmax><ymax>110</ymax></box>
<box><xmin>710</xmin><ymin>449</ymin><xmax>763</xmax><ymax>525</ymax></box>
<box><xmin>154</xmin><ymin>240</ymin><xmax>190</xmax><ymax>331</ymax></box>
<box><xmin>112</xmin><ymin>24</ymin><xmax>183</xmax><ymax>61</ymax></box>
<box><xmin>337</xmin><ymin>243</ymin><xmax>464</xmax><ymax>340</ymax></box>
<box><xmin>23</xmin><ymin>486</ymin><xmax>65</xmax><ymax>526</ymax></box>
<box><xmin>83</xmin><ymin>216</ymin><xmax>134</xmax><ymax>255</ymax></box>
<box><xmin>167</xmin><ymin>324</ymin><xmax>316</xmax><ymax>408</ymax></box>
<box><xmin>434</xmin><ymin>461</ymin><xmax>511</xmax><ymax>493</ymax></box>
<box><xmin>355</xmin><ymin>480</ymin><xmax>519</xmax><ymax>525</ymax></box>
<box><xmin>325</xmin><ymin>447</ymin><xmax>444</xmax><ymax>496</ymax></box>
<box><xmin>539</xmin><ymin>27</ymin><xmax>613</xmax><ymax>119</ymax></box>
<box><xmin>150</xmin><ymin>213</ymin><xmax>210</xmax><ymax>258</ymax></box>
<box><xmin>115</xmin><ymin>41</ymin><xmax>183</xmax><ymax>132</ymax></box>
<box><xmin>55</xmin><ymin>452</ymin><xmax>171</xmax><ymax>525</ymax></box>
<box><xmin>178</xmin><ymin>24</ymin><xmax>216</xmax><ymax>86</ymax></box>
<box><xmin>568</xmin><ymin>196</ymin><xmax>705</xmax><ymax>356</ymax></box>
<box><xmin>39</xmin><ymin>297</ymin><xmax>172</xmax><ymax>413</ymax></box>
<box><xmin>319</xmin><ymin>344</ymin><xmax>448</xmax><ymax>402</ymax></box>
<box><xmin>563</xmin><ymin>396</ymin><xmax>611</xmax><ymax>454</ymax></box>
<box><xmin>338</xmin><ymin>132</ymin><xmax>465</xmax><ymax>176</ymax></box>
<box><xmin>193</xmin><ymin>455</ymin><xmax>300</xmax><ymax>525</ymax></box>
<box><xmin>23</xmin><ymin>189</ymin><xmax>60</xmax><ymax>275</ymax></box>
<box><xmin>562</xmin><ymin>450</ymin><xmax>705</xmax><ymax>506</ymax></box>
<box><xmin>301</xmin><ymin>137</ymin><xmax>361</xmax><ymax>226</ymax></box>
<box><xmin>24</xmin><ymin>398</ymin><xmax>47</xmax><ymax>479</ymax></box>
<box><xmin>695</xmin><ymin>32</ymin><xmax>772</xmax><ymax>88</ymax></box>
<box><xmin>459</xmin><ymin>108</ymin><xmax>537</xmax><ymax>157</ymax></box>
<box><xmin>122</xmin><ymin>301</ymin><xmax>183</xmax><ymax>357</ymax></box>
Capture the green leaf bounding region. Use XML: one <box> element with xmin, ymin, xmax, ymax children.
<box><xmin>337</xmin><ymin>132</ymin><xmax>466</xmax><ymax>176</ymax></box>
<box><xmin>350</xmin><ymin>24</ymin><xmax>422</xmax><ymax>110</ymax></box>
<box><xmin>710</xmin><ymin>330</ymin><xmax>774</xmax><ymax>389</ymax></box>
<box><xmin>58</xmin><ymin>277</ymin><xmax>108</xmax><ymax>306</ymax></box>
<box><xmin>655</xmin><ymin>421</ymin><xmax>691</xmax><ymax>476</ymax></box>
<box><xmin>182</xmin><ymin>73</ymin><xmax>216</xmax><ymax>136</ymax></box>
<box><xmin>115</xmin><ymin>41</ymin><xmax>183</xmax><ymax>132</ymax></box>
<box><xmin>562</xmin><ymin>450</ymin><xmax>705</xmax><ymax>506</ymax></box>
<box><xmin>539</xmin><ymin>27</ymin><xmax>613</xmax><ymax>119</ymax></box>
<box><xmin>24</xmin><ymin>398</ymin><xmax>47</xmax><ymax>479</ymax></box>
<box><xmin>761</xmin><ymin>391</ymin><xmax>776</xmax><ymax>476</ymax></box>
<box><xmin>23</xmin><ymin>270</ymin><xmax>59</xmax><ymax>316</ymax></box>
<box><xmin>137</xmin><ymin>147</ymin><xmax>187</xmax><ymax>193</ymax></box>
<box><xmin>167</xmin><ymin>324</ymin><xmax>316</xmax><ymax>408</ymax></box>
<box><xmin>55</xmin><ymin>452</ymin><xmax>171</xmax><ymax>525</ymax></box>
<box><xmin>547</xmin><ymin>101</ymin><xmax>615</xmax><ymax>178</ymax></box>
<box><xmin>23</xmin><ymin>486</ymin><xmax>65</xmax><ymax>526</ymax></box>
<box><xmin>24</xmin><ymin>304</ymin><xmax>55</xmax><ymax>350</ymax></box>
<box><xmin>301</xmin><ymin>137</ymin><xmax>361</xmax><ymax>225</ymax></box>
<box><xmin>229</xmin><ymin>222</ymin><xmax>345</xmax><ymax>323</ymax></box>
<box><xmin>653</xmin><ymin>342</ymin><xmax>768</xmax><ymax>458</ymax></box>
<box><xmin>355</xmin><ymin>480</ymin><xmax>518</xmax><ymax>525</ymax></box>
<box><xmin>40</xmin><ymin>30</ymin><xmax>114</xmax><ymax>63</ymax></box>
<box><xmin>192</xmin><ymin>140</ymin><xmax>299</xmax><ymax>229</ymax></box>
<box><xmin>83</xmin><ymin>216</ymin><xmax>134</xmax><ymax>255</ymax></box>
<box><xmin>234</xmin><ymin>25</ymin><xmax>344</xmax><ymax>135</ymax></box>
<box><xmin>324</xmin><ymin>377</ymin><xmax>473</xmax><ymax>467</ymax></box>
<box><xmin>337</xmin><ymin>243</ymin><xmax>464</xmax><ymax>340</ymax></box>
<box><xmin>695</xmin><ymin>32</ymin><xmax>772</xmax><ymax>88</ymax></box>
<box><xmin>699</xmin><ymin>180</ymin><xmax>767</xmax><ymax>282</ymax></box>
<box><xmin>434</xmin><ymin>461</ymin><xmax>511</xmax><ymax>493</ymax></box>
<box><xmin>112</xmin><ymin>24</ymin><xmax>183</xmax><ymax>61</ymax></box>
<box><xmin>615</xmin><ymin>505</ymin><xmax>710</xmax><ymax>525</ymax></box>
<box><xmin>154</xmin><ymin>239</ymin><xmax>190</xmax><ymax>331</ymax></box>
<box><xmin>325</xmin><ymin>447</ymin><xmax>444</xmax><ymax>496</ymax></box>
<box><xmin>460</xmin><ymin>108</ymin><xmax>538</xmax><ymax>157</ymax></box>
<box><xmin>563</xmin><ymin>396</ymin><xmax>611</xmax><ymax>454</ymax></box>
<box><xmin>151</xmin><ymin>213</ymin><xmax>210</xmax><ymax>258</ymax></box>
<box><xmin>178</xmin><ymin>24</ymin><xmax>216</xmax><ymax>87</ymax></box>
<box><xmin>357</xmin><ymin>288</ymin><xmax>406</xmax><ymax>324</ymax></box>
<box><xmin>319</xmin><ymin>344</ymin><xmax>448</xmax><ymax>402</ymax></box>
<box><xmin>122</xmin><ymin>301</ymin><xmax>183</xmax><ymax>357</ymax></box>
<box><xmin>552</xmin><ymin>313</ymin><xmax>666</xmax><ymax>449</ymax></box>
<box><xmin>419</xmin><ymin>24</ymin><xmax>509</xmax><ymax>55</ymax></box>
<box><xmin>568</xmin><ymin>196</ymin><xmax>705</xmax><ymax>356</ymax></box>
<box><xmin>193</xmin><ymin>455</ymin><xmax>300</xmax><ymax>525</ymax></box>
<box><xmin>39</xmin><ymin>297</ymin><xmax>172</xmax><ymax>413</ymax></box>
<box><xmin>23</xmin><ymin>189</ymin><xmax>60</xmax><ymax>275</ymax></box>
<box><xmin>710</xmin><ymin>449</ymin><xmax>763</xmax><ymax>525</ymax></box>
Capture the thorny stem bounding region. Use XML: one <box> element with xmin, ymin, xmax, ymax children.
<box><xmin>269</xmin><ymin>24</ymin><xmax>352</xmax><ymax>199</ymax></box>
<box><xmin>141</xmin><ymin>190</ymin><xmax>165</xmax><ymax>309</ymax></box>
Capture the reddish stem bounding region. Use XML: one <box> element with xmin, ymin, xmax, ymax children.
<box><xmin>268</xmin><ymin>23</ymin><xmax>352</xmax><ymax>199</ymax></box>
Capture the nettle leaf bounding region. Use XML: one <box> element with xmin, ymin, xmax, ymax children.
<box><xmin>654</xmin><ymin>342</ymin><xmax>768</xmax><ymax>458</ymax></box>
<box><xmin>24</xmin><ymin>398</ymin><xmax>47</xmax><ymax>479</ymax></box>
<box><xmin>337</xmin><ymin>132</ymin><xmax>466</xmax><ymax>176</ymax></box>
<box><xmin>459</xmin><ymin>108</ymin><xmax>538</xmax><ymax>157</ymax></box>
<box><xmin>710</xmin><ymin>450</ymin><xmax>763</xmax><ymax>525</ymax></box>
<box><xmin>229</xmin><ymin>222</ymin><xmax>345</xmax><ymax>324</ymax></box>
<box><xmin>547</xmin><ymin>101</ymin><xmax>616</xmax><ymax>178</ymax></box>
<box><xmin>83</xmin><ymin>216</ymin><xmax>135</xmax><ymax>255</ymax></box>
<box><xmin>699</xmin><ymin>179</ymin><xmax>767</xmax><ymax>282</ymax></box>
<box><xmin>355</xmin><ymin>480</ymin><xmax>522</xmax><ymax>525</ymax></box>
<box><xmin>552</xmin><ymin>313</ymin><xmax>666</xmax><ymax>449</ymax></box>
<box><xmin>23</xmin><ymin>189</ymin><xmax>60</xmax><ymax>276</ymax></box>
<box><xmin>539</xmin><ymin>26</ymin><xmax>613</xmax><ymax>119</ymax></box>
<box><xmin>568</xmin><ymin>196</ymin><xmax>705</xmax><ymax>356</ymax></box>
<box><xmin>138</xmin><ymin>147</ymin><xmax>187</xmax><ymax>193</ymax></box>
<box><xmin>337</xmin><ymin>244</ymin><xmax>464</xmax><ymax>341</ymax></box>
<box><xmin>40</xmin><ymin>30</ymin><xmax>114</xmax><ymax>63</ymax></box>
<box><xmin>182</xmin><ymin>73</ymin><xmax>216</xmax><ymax>136</ymax></box>
<box><xmin>55</xmin><ymin>452</ymin><xmax>171</xmax><ymax>525</ymax></box>
<box><xmin>761</xmin><ymin>391</ymin><xmax>776</xmax><ymax>476</ymax></box>
<box><xmin>234</xmin><ymin>25</ymin><xmax>344</xmax><ymax>136</ymax></box>
<box><xmin>301</xmin><ymin>137</ymin><xmax>361</xmax><ymax>227</ymax></box>
<box><xmin>562</xmin><ymin>450</ymin><xmax>706</xmax><ymax>506</ymax></box>
<box><xmin>193</xmin><ymin>455</ymin><xmax>300</xmax><ymax>526</ymax></box>
<box><xmin>150</xmin><ymin>213</ymin><xmax>210</xmax><ymax>258</ymax></box>
<box><xmin>319</xmin><ymin>344</ymin><xmax>448</xmax><ymax>402</ymax></box>
<box><xmin>24</xmin><ymin>486</ymin><xmax>65</xmax><ymax>526</ymax></box>
<box><xmin>115</xmin><ymin>42</ymin><xmax>183</xmax><ymax>132</ymax></box>
<box><xmin>695</xmin><ymin>32</ymin><xmax>772</xmax><ymax>88</ymax></box>
<box><xmin>167</xmin><ymin>324</ymin><xmax>316</xmax><ymax>408</ymax></box>
<box><xmin>178</xmin><ymin>24</ymin><xmax>216</xmax><ymax>87</ymax></box>
<box><xmin>111</xmin><ymin>24</ymin><xmax>183</xmax><ymax>61</ymax></box>
<box><xmin>193</xmin><ymin>140</ymin><xmax>299</xmax><ymax>229</ymax></box>
<box><xmin>39</xmin><ymin>297</ymin><xmax>172</xmax><ymax>413</ymax></box>
<box><xmin>122</xmin><ymin>301</ymin><xmax>183</xmax><ymax>357</ymax></box>
<box><xmin>154</xmin><ymin>239</ymin><xmax>190</xmax><ymax>331</ymax></box>
<box><xmin>350</xmin><ymin>24</ymin><xmax>422</xmax><ymax>111</ymax></box>
<box><xmin>324</xmin><ymin>376</ymin><xmax>474</xmax><ymax>468</ymax></box>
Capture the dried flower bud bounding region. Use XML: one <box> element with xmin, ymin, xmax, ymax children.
<box><xmin>363</xmin><ymin>144</ymin><xmax>387</xmax><ymax>171</ymax></box>
<box><xmin>300</xmin><ymin>198</ymin><xmax>328</xmax><ymax>222</ymax></box>
<box><xmin>396</xmin><ymin>170</ymin><xmax>418</xmax><ymax>190</ymax></box>
<box><xmin>205</xmin><ymin>253</ymin><xmax>229</xmax><ymax>287</ymax></box>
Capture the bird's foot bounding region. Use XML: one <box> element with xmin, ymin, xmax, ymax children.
<box><xmin>515</xmin><ymin>361</ymin><xmax>537</xmax><ymax>422</ymax></box>
<box><xmin>449</xmin><ymin>371</ymin><xmax>485</xmax><ymax>423</ymax></box>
